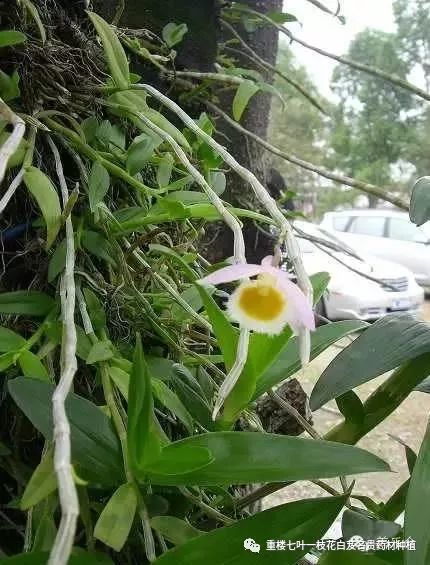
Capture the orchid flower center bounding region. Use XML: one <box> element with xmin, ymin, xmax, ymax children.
<box><xmin>237</xmin><ymin>274</ymin><xmax>286</xmax><ymax>321</ymax></box>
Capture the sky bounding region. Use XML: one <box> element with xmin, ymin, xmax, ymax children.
<box><xmin>284</xmin><ymin>0</ymin><xmax>395</xmax><ymax>98</ymax></box>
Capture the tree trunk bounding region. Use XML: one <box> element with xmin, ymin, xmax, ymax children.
<box><xmin>204</xmin><ymin>0</ymin><xmax>283</xmax><ymax>264</ymax></box>
<box><xmin>95</xmin><ymin>0</ymin><xmax>282</xmax><ymax>264</ymax></box>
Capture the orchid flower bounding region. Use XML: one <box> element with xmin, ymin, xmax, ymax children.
<box><xmin>199</xmin><ymin>255</ymin><xmax>315</xmax><ymax>420</ymax></box>
<box><xmin>199</xmin><ymin>255</ymin><xmax>315</xmax><ymax>337</ymax></box>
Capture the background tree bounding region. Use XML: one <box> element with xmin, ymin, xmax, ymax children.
<box><xmin>394</xmin><ymin>0</ymin><xmax>430</xmax><ymax>89</ymax></box>
<box><xmin>268</xmin><ymin>45</ymin><xmax>328</xmax><ymax>206</ymax></box>
<box><xmin>328</xmin><ymin>29</ymin><xmax>416</xmax><ymax>207</ymax></box>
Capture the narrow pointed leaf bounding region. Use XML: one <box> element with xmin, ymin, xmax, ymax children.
<box><xmin>405</xmin><ymin>418</ymin><xmax>430</xmax><ymax>565</ymax></box>
<box><xmin>0</xmin><ymin>327</ymin><xmax>26</xmax><ymax>352</ymax></box>
<box><xmin>88</xmin><ymin>12</ymin><xmax>129</xmax><ymax>89</ymax></box>
<box><xmin>127</xmin><ymin>336</ymin><xmax>161</xmax><ymax>473</ymax></box>
<box><xmin>94</xmin><ymin>483</ymin><xmax>137</xmax><ymax>551</ymax></box>
<box><xmin>21</xmin><ymin>449</ymin><xmax>57</xmax><ymax>510</ymax></box>
<box><xmin>311</xmin><ymin>314</ymin><xmax>430</xmax><ymax>410</ymax></box>
<box><xmin>255</xmin><ymin>319</ymin><xmax>367</xmax><ymax>398</ymax></box>
<box><xmin>23</xmin><ymin>167</ymin><xmax>61</xmax><ymax>249</ymax></box>
<box><xmin>232</xmin><ymin>80</ymin><xmax>260</xmax><ymax>121</ymax></box>
<box><xmin>152</xmin><ymin>496</ymin><xmax>346</xmax><ymax>564</ymax></box>
<box><xmin>142</xmin><ymin>431</ymin><xmax>389</xmax><ymax>486</ymax></box>
<box><xmin>89</xmin><ymin>161</ymin><xmax>110</xmax><ymax>211</ymax></box>
<box><xmin>0</xmin><ymin>30</ymin><xmax>26</xmax><ymax>47</ymax></box>
<box><xmin>19</xmin><ymin>350</ymin><xmax>50</xmax><ymax>381</ymax></box>
<box><xmin>0</xmin><ymin>291</ymin><xmax>55</xmax><ymax>316</ymax></box>
<box><xmin>8</xmin><ymin>378</ymin><xmax>123</xmax><ymax>485</ymax></box>
<box><xmin>150</xmin><ymin>516</ymin><xmax>202</xmax><ymax>545</ymax></box>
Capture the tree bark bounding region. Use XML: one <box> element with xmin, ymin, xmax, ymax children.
<box><xmin>94</xmin><ymin>0</ymin><xmax>282</xmax><ymax>263</ymax></box>
<box><xmin>204</xmin><ymin>0</ymin><xmax>283</xmax><ymax>264</ymax></box>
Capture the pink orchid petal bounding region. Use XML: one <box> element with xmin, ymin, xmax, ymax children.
<box><xmin>199</xmin><ymin>263</ymin><xmax>265</xmax><ymax>285</ymax></box>
<box><xmin>275</xmin><ymin>271</ymin><xmax>316</xmax><ymax>331</ymax></box>
<box><xmin>261</xmin><ymin>255</ymin><xmax>274</xmax><ymax>268</ymax></box>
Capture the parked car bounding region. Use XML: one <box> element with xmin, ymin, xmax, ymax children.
<box><xmin>291</xmin><ymin>221</ymin><xmax>424</xmax><ymax>321</ymax></box>
<box><xmin>320</xmin><ymin>209</ymin><xmax>430</xmax><ymax>289</ymax></box>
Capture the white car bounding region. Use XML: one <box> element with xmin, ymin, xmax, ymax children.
<box><xmin>320</xmin><ymin>209</ymin><xmax>430</xmax><ymax>288</ymax></box>
<box><xmin>292</xmin><ymin>221</ymin><xmax>424</xmax><ymax>321</ymax></box>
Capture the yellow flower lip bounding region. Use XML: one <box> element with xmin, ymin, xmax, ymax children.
<box><xmin>237</xmin><ymin>279</ymin><xmax>286</xmax><ymax>322</ymax></box>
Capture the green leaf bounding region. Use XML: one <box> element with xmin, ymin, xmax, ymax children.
<box><xmin>311</xmin><ymin>271</ymin><xmax>330</xmax><ymax>303</ymax></box>
<box><xmin>157</xmin><ymin>153</ymin><xmax>174</xmax><ymax>187</ymax></box>
<box><xmin>89</xmin><ymin>161</ymin><xmax>110</xmax><ymax>211</ymax></box>
<box><xmin>0</xmin><ymin>552</ymin><xmax>114</xmax><ymax>564</ymax></box>
<box><xmin>146</xmin><ymin>445</ymin><xmax>213</xmax><ymax>476</ymax></box>
<box><xmin>336</xmin><ymin>391</ymin><xmax>364</xmax><ymax>427</ymax></box>
<box><xmin>126</xmin><ymin>137</ymin><xmax>155</xmax><ymax>176</ymax></box>
<box><xmin>86</xmin><ymin>341</ymin><xmax>114</xmax><ymax>364</ymax></box>
<box><xmin>152</xmin><ymin>378</ymin><xmax>194</xmax><ymax>434</ymax></box>
<box><xmin>254</xmin><ymin>320</ymin><xmax>367</xmax><ymax>398</ymax></box>
<box><xmin>0</xmin><ymin>30</ymin><xmax>26</xmax><ymax>47</ymax></box>
<box><xmin>0</xmin><ymin>69</ymin><xmax>20</xmax><ymax>102</ymax></box>
<box><xmin>83</xmin><ymin>288</ymin><xmax>106</xmax><ymax>332</ymax></box>
<box><xmin>81</xmin><ymin>230</ymin><xmax>115</xmax><ymax>266</ymax></box>
<box><xmin>149</xmin><ymin>243</ymin><xmax>197</xmax><ymax>281</ymax></box>
<box><xmin>48</xmin><ymin>238</ymin><xmax>66</xmax><ymax>282</ymax></box>
<box><xmin>150</xmin><ymin>516</ymin><xmax>202</xmax><ymax>546</ymax></box>
<box><xmin>23</xmin><ymin>167</ymin><xmax>62</xmax><ymax>249</ymax></box>
<box><xmin>8</xmin><ymin>378</ymin><xmax>123</xmax><ymax>486</ymax></box>
<box><xmin>342</xmin><ymin>508</ymin><xmax>400</xmax><ymax>541</ymax></box>
<box><xmin>0</xmin><ymin>351</ymin><xmax>17</xmax><ymax>372</ymax></box>
<box><xmin>82</xmin><ymin>116</ymin><xmax>99</xmax><ymax>144</ymax></box>
<box><xmin>88</xmin><ymin>12</ymin><xmax>129</xmax><ymax>89</ymax></box>
<box><xmin>162</xmin><ymin>22</ymin><xmax>188</xmax><ymax>47</ymax></box>
<box><xmin>109</xmin><ymin>90</ymin><xmax>191</xmax><ymax>151</ymax></box>
<box><xmin>20</xmin><ymin>0</ymin><xmax>46</xmax><ymax>43</ymax></box>
<box><xmin>21</xmin><ymin>448</ymin><xmax>57</xmax><ymax>510</ymax></box>
<box><xmin>19</xmin><ymin>350</ymin><xmax>50</xmax><ymax>381</ymax></box>
<box><xmin>405</xmin><ymin>418</ymin><xmax>430</xmax><ymax>565</ymax></box>
<box><xmin>0</xmin><ymin>327</ymin><xmax>26</xmax><ymax>352</ymax></box>
<box><xmin>232</xmin><ymin>80</ymin><xmax>260</xmax><ymax>121</ymax></box>
<box><xmin>195</xmin><ymin>284</ymin><xmax>238</xmax><ymax>370</ymax></box>
<box><xmin>410</xmin><ymin>176</ymin><xmax>430</xmax><ymax>226</ymax></box>
<box><xmin>171</xmin><ymin>369</ymin><xmax>213</xmax><ymax>431</ymax></box>
<box><xmin>94</xmin><ymin>483</ymin><xmax>137</xmax><ymax>552</ymax></box>
<box><xmin>265</xmin><ymin>10</ymin><xmax>298</xmax><ymax>23</ymax></box>
<box><xmin>127</xmin><ymin>336</ymin><xmax>161</xmax><ymax>474</ymax></box>
<box><xmin>142</xmin><ymin>431</ymin><xmax>389</xmax><ymax>485</ymax></box>
<box><xmin>152</xmin><ymin>496</ymin><xmax>346</xmax><ymax>565</ymax></box>
<box><xmin>108</xmin><ymin>365</ymin><xmax>129</xmax><ymax>399</ymax></box>
<box><xmin>208</xmin><ymin>170</ymin><xmax>226</xmax><ymax>195</ymax></box>
<box><xmin>0</xmin><ymin>290</ymin><xmax>55</xmax><ymax>316</ymax></box>
<box><xmin>311</xmin><ymin>313</ymin><xmax>430</xmax><ymax>410</ymax></box>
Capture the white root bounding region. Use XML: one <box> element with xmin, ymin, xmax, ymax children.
<box><xmin>116</xmin><ymin>105</ymin><xmax>250</xmax><ymax>419</ymax></box>
<box><xmin>47</xmin><ymin>138</ymin><xmax>79</xmax><ymax>565</ymax></box>
<box><xmin>0</xmin><ymin>97</ymin><xmax>25</xmax><ymax>185</ymax></box>
<box><xmin>134</xmin><ymin>84</ymin><xmax>313</xmax><ymax>363</ymax></box>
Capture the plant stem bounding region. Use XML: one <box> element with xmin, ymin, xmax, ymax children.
<box><xmin>47</xmin><ymin>139</ymin><xmax>79</xmax><ymax>565</ymax></box>
<box><xmin>221</xmin><ymin>20</ymin><xmax>326</xmax><ymax>114</ymax></box>
<box><xmin>205</xmin><ymin>99</ymin><xmax>409</xmax><ymax>211</ymax></box>
<box><xmin>179</xmin><ymin>487</ymin><xmax>235</xmax><ymax>525</ymax></box>
<box><xmin>228</xmin><ymin>5</ymin><xmax>430</xmax><ymax>103</ymax></box>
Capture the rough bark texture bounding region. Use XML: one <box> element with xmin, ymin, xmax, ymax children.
<box><xmin>204</xmin><ymin>0</ymin><xmax>283</xmax><ymax>264</ymax></box>
<box><xmin>94</xmin><ymin>0</ymin><xmax>281</xmax><ymax>264</ymax></box>
<box><xmin>95</xmin><ymin>0</ymin><xmax>218</xmax><ymax>71</ymax></box>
